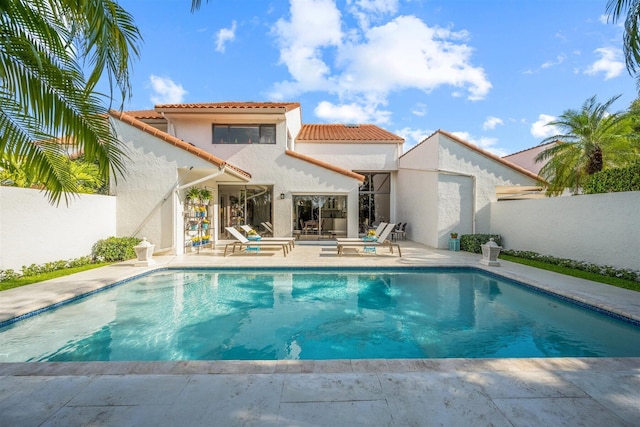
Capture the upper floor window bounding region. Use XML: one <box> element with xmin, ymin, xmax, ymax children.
<box><xmin>212</xmin><ymin>124</ymin><xmax>276</xmax><ymax>144</ymax></box>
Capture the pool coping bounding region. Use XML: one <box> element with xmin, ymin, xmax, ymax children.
<box><xmin>2</xmin><ymin>356</ymin><xmax>640</xmax><ymax>377</ymax></box>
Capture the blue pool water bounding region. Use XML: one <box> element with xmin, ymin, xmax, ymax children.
<box><xmin>1</xmin><ymin>268</ymin><xmax>639</xmax><ymax>361</ymax></box>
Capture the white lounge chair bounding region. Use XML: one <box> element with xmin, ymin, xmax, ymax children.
<box><xmin>260</xmin><ymin>222</ymin><xmax>274</xmax><ymax>236</ymax></box>
<box><xmin>336</xmin><ymin>222</ymin><xmax>387</xmax><ymax>242</ymax></box>
<box><xmin>239</xmin><ymin>225</ymin><xmax>295</xmax><ymax>250</ymax></box>
<box><xmin>336</xmin><ymin>223</ymin><xmax>401</xmax><ymax>256</ymax></box>
<box><xmin>224</xmin><ymin>227</ymin><xmax>289</xmax><ymax>257</ymax></box>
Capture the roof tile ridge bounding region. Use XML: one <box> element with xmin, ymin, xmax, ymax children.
<box><xmin>108</xmin><ymin>110</ymin><xmax>251</xmax><ymax>178</ymax></box>
<box><xmin>436</xmin><ymin>129</ymin><xmax>543</xmax><ymax>182</ymax></box>
<box><xmin>285</xmin><ymin>150</ymin><xmax>365</xmax><ymax>182</ymax></box>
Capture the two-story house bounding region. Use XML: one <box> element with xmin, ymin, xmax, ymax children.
<box><xmin>108</xmin><ymin>102</ymin><xmax>402</xmax><ymax>254</ymax></box>
<box><xmin>108</xmin><ymin>101</ymin><xmax>539</xmax><ymax>255</ymax></box>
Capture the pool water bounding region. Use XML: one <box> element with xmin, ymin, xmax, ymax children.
<box><xmin>1</xmin><ymin>268</ymin><xmax>639</xmax><ymax>361</ymax></box>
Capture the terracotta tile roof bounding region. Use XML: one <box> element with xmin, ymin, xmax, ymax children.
<box><xmin>402</xmin><ymin>129</ymin><xmax>544</xmax><ymax>183</ymax></box>
<box><xmin>155</xmin><ymin>102</ymin><xmax>300</xmax><ymax>112</ymax></box>
<box><xmin>125</xmin><ymin>110</ymin><xmax>164</xmax><ymax>120</ymax></box>
<box><xmin>108</xmin><ymin>110</ymin><xmax>251</xmax><ymax>179</ymax></box>
<box><xmin>285</xmin><ymin>150</ymin><xmax>365</xmax><ymax>182</ymax></box>
<box><xmin>296</xmin><ymin>124</ymin><xmax>404</xmax><ymax>143</ymax></box>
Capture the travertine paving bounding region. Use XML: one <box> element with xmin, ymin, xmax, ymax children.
<box><xmin>1</xmin><ymin>241</ymin><xmax>639</xmax><ymax>426</ymax></box>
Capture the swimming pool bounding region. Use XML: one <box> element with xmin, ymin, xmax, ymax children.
<box><xmin>1</xmin><ymin>268</ymin><xmax>639</xmax><ymax>361</ymax></box>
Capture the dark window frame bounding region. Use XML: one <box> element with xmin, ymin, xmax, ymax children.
<box><xmin>212</xmin><ymin>124</ymin><xmax>276</xmax><ymax>144</ymax></box>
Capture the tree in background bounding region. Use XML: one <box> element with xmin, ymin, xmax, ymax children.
<box><xmin>607</xmin><ymin>0</ymin><xmax>640</xmax><ymax>87</ymax></box>
<box><xmin>0</xmin><ymin>0</ymin><xmax>141</xmax><ymax>204</ymax></box>
<box><xmin>535</xmin><ymin>95</ymin><xmax>638</xmax><ymax>195</ymax></box>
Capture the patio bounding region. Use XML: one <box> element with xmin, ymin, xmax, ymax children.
<box><xmin>0</xmin><ymin>241</ymin><xmax>638</xmax><ymax>426</ymax></box>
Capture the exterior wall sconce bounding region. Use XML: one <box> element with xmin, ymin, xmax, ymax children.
<box><xmin>280</xmin><ymin>193</ymin><xmax>285</xmax><ymax>199</ymax></box>
<box><xmin>480</xmin><ymin>238</ymin><xmax>502</xmax><ymax>267</ymax></box>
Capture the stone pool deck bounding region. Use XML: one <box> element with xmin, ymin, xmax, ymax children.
<box><xmin>1</xmin><ymin>241</ymin><xmax>639</xmax><ymax>426</ymax></box>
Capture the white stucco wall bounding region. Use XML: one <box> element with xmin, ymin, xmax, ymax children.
<box><xmin>285</xmin><ymin>108</ymin><xmax>302</xmax><ymax>150</ymax></box>
<box><xmin>395</xmin><ymin>168</ymin><xmax>438</xmax><ymax>247</ymax></box>
<box><xmin>110</xmin><ymin>119</ymin><xmax>236</xmax><ymax>252</ymax></box>
<box><xmin>294</xmin><ymin>143</ymin><xmax>399</xmax><ymax>171</ymax></box>
<box><xmin>0</xmin><ymin>187</ymin><xmax>116</xmax><ymax>270</ymax></box>
<box><xmin>490</xmin><ymin>192</ymin><xmax>640</xmax><ymax>271</ymax></box>
<box><xmin>112</xmin><ymin>115</ymin><xmax>362</xmax><ymax>241</ymax></box>
<box><xmin>397</xmin><ymin>132</ymin><xmax>538</xmax><ymax>248</ymax></box>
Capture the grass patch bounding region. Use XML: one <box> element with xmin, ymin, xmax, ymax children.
<box><xmin>0</xmin><ymin>262</ymin><xmax>111</xmax><ymax>292</ymax></box>
<box><xmin>499</xmin><ymin>254</ymin><xmax>640</xmax><ymax>292</ymax></box>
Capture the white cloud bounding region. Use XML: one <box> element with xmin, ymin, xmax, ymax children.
<box><xmin>347</xmin><ymin>0</ymin><xmax>399</xmax><ymax>29</ymax></box>
<box><xmin>270</xmin><ymin>0</ymin><xmax>491</xmax><ymax>120</ymax></box>
<box><xmin>149</xmin><ymin>75</ymin><xmax>187</xmax><ymax>105</ymax></box>
<box><xmin>530</xmin><ymin>114</ymin><xmax>558</xmax><ymax>139</ymax></box>
<box><xmin>482</xmin><ymin>116</ymin><xmax>503</xmax><ymax>130</ymax></box>
<box><xmin>270</xmin><ymin>0</ymin><xmax>343</xmax><ymax>98</ymax></box>
<box><xmin>314</xmin><ymin>100</ymin><xmax>392</xmax><ymax>124</ymax></box>
<box><xmin>541</xmin><ymin>54</ymin><xmax>566</xmax><ymax>69</ymax></box>
<box><xmin>215</xmin><ymin>20</ymin><xmax>237</xmax><ymax>53</ymax></box>
<box><xmin>394</xmin><ymin>127</ymin><xmax>434</xmax><ymax>151</ymax></box>
<box><xmin>451</xmin><ymin>131</ymin><xmax>508</xmax><ymax>157</ymax></box>
<box><xmin>411</xmin><ymin>103</ymin><xmax>427</xmax><ymax>117</ymax></box>
<box><xmin>584</xmin><ymin>47</ymin><xmax>624</xmax><ymax>79</ymax></box>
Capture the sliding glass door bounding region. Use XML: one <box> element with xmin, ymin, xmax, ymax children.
<box><xmin>219</xmin><ymin>185</ymin><xmax>272</xmax><ymax>238</ymax></box>
<box><xmin>293</xmin><ymin>195</ymin><xmax>347</xmax><ymax>238</ymax></box>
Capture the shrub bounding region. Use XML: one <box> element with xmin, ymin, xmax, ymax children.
<box><xmin>91</xmin><ymin>236</ymin><xmax>142</xmax><ymax>262</ymax></box>
<box><xmin>460</xmin><ymin>234</ymin><xmax>502</xmax><ymax>254</ymax></box>
<box><xmin>583</xmin><ymin>162</ymin><xmax>640</xmax><ymax>194</ymax></box>
<box><xmin>501</xmin><ymin>249</ymin><xmax>640</xmax><ymax>282</ymax></box>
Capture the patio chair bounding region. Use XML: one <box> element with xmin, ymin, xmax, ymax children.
<box><xmin>338</xmin><ymin>222</ymin><xmax>387</xmax><ymax>242</ymax></box>
<box><xmin>239</xmin><ymin>225</ymin><xmax>295</xmax><ymax>250</ymax></box>
<box><xmin>391</xmin><ymin>222</ymin><xmax>407</xmax><ymax>241</ymax></box>
<box><xmin>336</xmin><ymin>223</ymin><xmax>401</xmax><ymax>256</ymax></box>
<box><xmin>224</xmin><ymin>227</ymin><xmax>289</xmax><ymax>257</ymax></box>
<box><xmin>260</xmin><ymin>222</ymin><xmax>274</xmax><ymax>236</ymax></box>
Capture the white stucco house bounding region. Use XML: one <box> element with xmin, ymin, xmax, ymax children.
<box><xmin>107</xmin><ymin>102</ymin><xmax>540</xmax><ymax>255</ymax></box>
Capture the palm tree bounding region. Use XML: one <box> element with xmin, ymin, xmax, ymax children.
<box><xmin>535</xmin><ymin>95</ymin><xmax>636</xmax><ymax>195</ymax></box>
<box><xmin>607</xmin><ymin>0</ymin><xmax>640</xmax><ymax>81</ymax></box>
<box><xmin>0</xmin><ymin>0</ymin><xmax>142</xmax><ymax>204</ymax></box>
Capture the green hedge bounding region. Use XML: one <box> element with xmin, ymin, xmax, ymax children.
<box><xmin>459</xmin><ymin>234</ymin><xmax>502</xmax><ymax>254</ymax></box>
<box><xmin>91</xmin><ymin>237</ymin><xmax>142</xmax><ymax>262</ymax></box>
<box><xmin>583</xmin><ymin>162</ymin><xmax>640</xmax><ymax>194</ymax></box>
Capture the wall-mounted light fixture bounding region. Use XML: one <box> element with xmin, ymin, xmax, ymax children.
<box><xmin>280</xmin><ymin>193</ymin><xmax>285</xmax><ymax>199</ymax></box>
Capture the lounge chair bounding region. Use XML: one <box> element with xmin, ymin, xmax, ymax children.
<box><xmin>260</xmin><ymin>222</ymin><xmax>273</xmax><ymax>236</ymax></box>
<box><xmin>339</xmin><ymin>222</ymin><xmax>386</xmax><ymax>241</ymax></box>
<box><xmin>336</xmin><ymin>223</ymin><xmax>401</xmax><ymax>256</ymax></box>
<box><xmin>224</xmin><ymin>227</ymin><xmax>289</xmax><ymax>257</ymax></box>
<box><xmin>239</xmin><ymin>225</ymin><xmax>295</xmax><ymax>250</ymax></box>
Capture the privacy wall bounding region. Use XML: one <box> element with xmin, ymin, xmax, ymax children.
<box><xmin>489</xmin><ymin>191</ymin><xmax>640</xmax><ymax>271</ymax></box>
<box><xmin>0</xmin><ymin>187</ymin><xmax>116</xmax><ymax>270</ymax></box>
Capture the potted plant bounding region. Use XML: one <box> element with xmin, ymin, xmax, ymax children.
<box><xmin>450</xmin><ymin>232</ymin><xmax>459</xmax><ymax>239</ymax></box>
<box><xmin>187</xmin><ymin>187</ymin><xmax>201</xmax><ymax>204</ymax></box>
<box><xmin>202</xmin><ymin>218</ymin><xmax>210</xmax><ymax>230</ymax></box>
<box><xmin>200</xmin><ymin>188</ymin><xmax>212</xmax><ymax>205</ymax></box>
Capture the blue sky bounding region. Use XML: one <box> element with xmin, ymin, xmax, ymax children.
<box><xmin>116</xmin><ymin>0</ymin><xmax>636</xmax><ymax>156</ymax></box>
